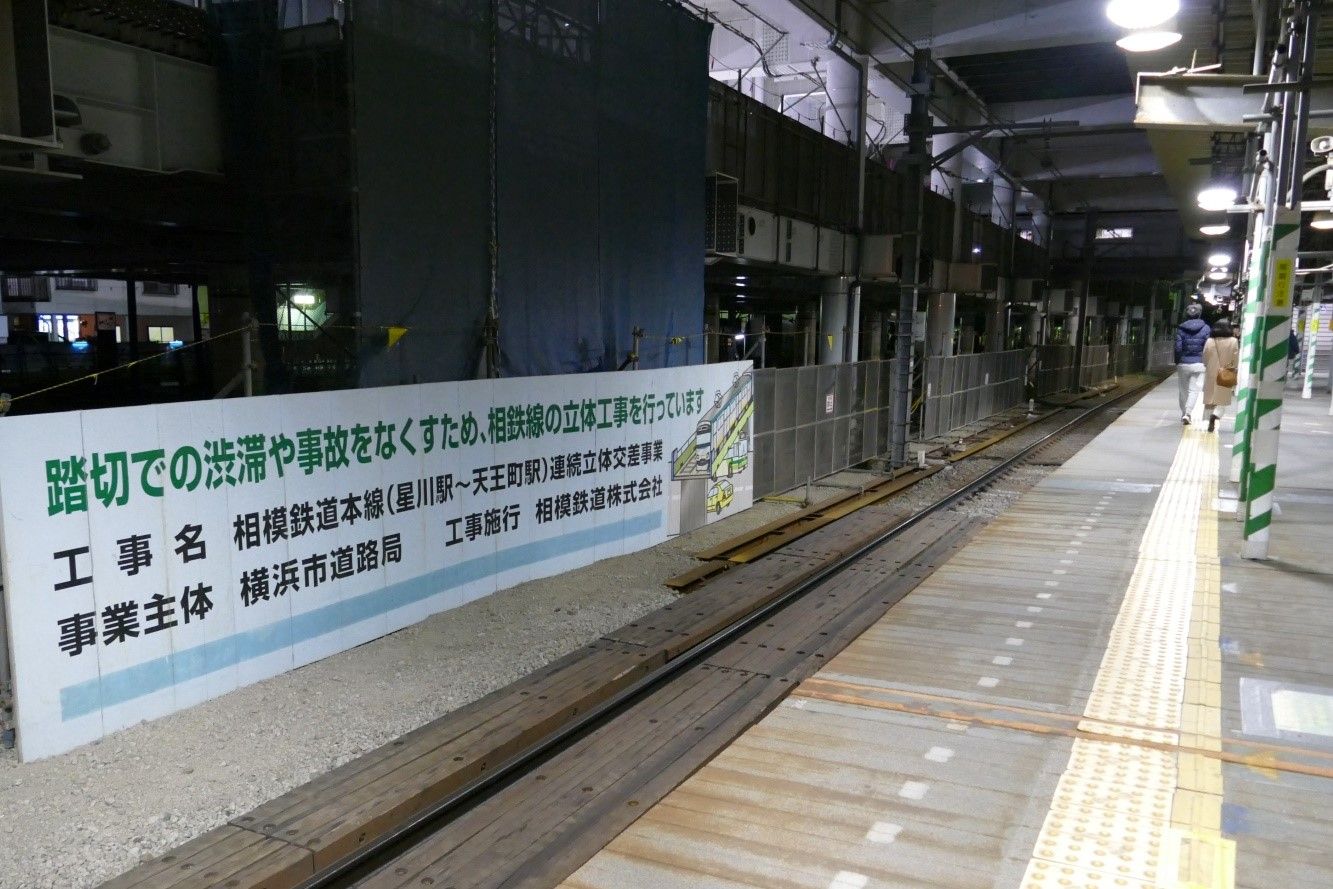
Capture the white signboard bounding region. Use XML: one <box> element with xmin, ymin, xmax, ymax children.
<box><xmin>0</xmin><ymin>362</ymin><xmax>754</xmax><ymax>760</ymax></box>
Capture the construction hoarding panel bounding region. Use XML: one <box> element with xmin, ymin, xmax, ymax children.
<box><xmin>0</xmin><ymin>362</ymin><xmax>753</xmax><ymax>760</ymax></box>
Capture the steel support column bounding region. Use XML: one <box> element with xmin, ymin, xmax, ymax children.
<box><xmin>890</xmin><ymin>49</ymin><xmax>931</xmax><ymax>467</ymax></box>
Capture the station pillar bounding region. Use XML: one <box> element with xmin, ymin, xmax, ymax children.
<box><xmin>820</xmin><ymin>276</ymin><xmax>850</xmax><ymax>364</ymax></box>
<box><xmin>863</xmin><ymin>311</ymin><xmax>884</xmax><ymax>360</ymax></box>
<box><xmin>705</xmin><ymin>292</ymin><xmax>720</xmax><ymax>364</ymax></box>
<box><xmin>926</xmin><ymin>292</ymin><xmax>957</xmax><ymax>358</ymax></box>
<box><xmin>986</xmin><ymin>283</ymin><xmax>1007</xmax><ymax>352</ymax></box>
<box><xmin>797</xmin><ymin>302</ymin><xmax>817</xmax><ymax>366</ymax></box>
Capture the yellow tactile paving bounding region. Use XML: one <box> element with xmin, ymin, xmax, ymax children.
<box><xmin>1019</xmin><ymin>429</ymin><xmax>1233</xmax><ymax>889</ymax></box>
<box><xmin>559</xmin><ymin>389</ymin><xmax>1249</xmax><ymax>889</ymax></box>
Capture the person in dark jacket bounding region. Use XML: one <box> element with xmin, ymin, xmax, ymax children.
<box><xmin>1174</xmin><ymin>303</ymin><xmax>1212</xmax><ymax>424</ymax></box>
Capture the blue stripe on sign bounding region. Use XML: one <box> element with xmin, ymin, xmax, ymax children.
<box><xmin>60</xmin><ymin>512</ymin><xmax>661</xmax><ymax>721</ymax></box>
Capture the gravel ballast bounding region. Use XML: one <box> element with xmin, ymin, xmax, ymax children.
<box><xmin>0</xmin><ymin>479</ymin><xmax>855</xmax><ymax>889</ymax></box>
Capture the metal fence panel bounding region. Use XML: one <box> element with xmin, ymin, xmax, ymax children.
<box><xmin>919</xmin><ymin>349</ymin><xmax>1027</xmax><ymax>441</ymax></box>
<box><xmin>836</xmin><ymin>364</ymin><xmax>855</xmax><ymax>418</ymax></box>
<box><xmin>1035</xmin><ymin>345</ymin><xmax>1075</xmax><ymax>396</ymax></box>
<box><xmin>754</xmin><ymin>369</ymin><xmax>776</xmax><ymax>436</ymax></box>
<box><xmin>750</xmin><ymin>358</ymin><xmax>900</xmax><ymax>498</ymax></box>
<box><xmin>1150</xmin><ymin>340</ymin><xmax>1174</xmax><ymax>370</ymax></box>
<box><xmin>797</xmin><ymin>366</ymin><xmax>818</xmax><ymax>426</ymax></box>
<box><xmin>753</xmin><ymin>428</ymin><xmax>775</xmax><ymax>498</ymax></box>
<box><xmin>1080</xmin><ymin>344</ymin><xmax>1110</xmax><ymax>388</ymax></box>
<box><xmin>795</xmin><ymin>424</ymin><xmax>815</xmax><ymax>486</ymax></box>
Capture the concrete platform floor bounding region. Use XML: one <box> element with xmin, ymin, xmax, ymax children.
<box><xmin>561</xmin><ymin>379</ymin><xmax>1333</xmax><ymax>889</ymax></box>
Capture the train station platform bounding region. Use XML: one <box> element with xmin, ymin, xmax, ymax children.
<box><xmin>560</xmin><ymin>379</ymin><xmax>1333</xmax><ymax>889</ymax></box>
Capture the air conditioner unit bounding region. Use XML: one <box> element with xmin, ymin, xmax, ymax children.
<box><xmin>781</xmin><ymin>216</ymin><xmax>817</xmax><ymax>269</ymax></box>
<box><xmin>816</xmin><ymin>228</ymin><xmax>846</xmax><ymax>274</ymax></box>
<box><xmin>860</xmin><ymin>234</ymin><xmax>895</xmax><ymax>280</ymax></box>
<box><xmin>1047</xmin><ymin>289</ymin><xmax>1070</xmax><ymax>313</ymax></box>
<box><xmin>737</xmin><ymin>207</ymin><xmax>777</xmax><ymax>263</ymax></box>
<box><xmin>705</xmin><ymin>173</ymin><xmax>738</xmax><ymax>255</ymax></box>
<box><xmin>980</xmin><ymin>263</ymin><xmax>999</xmax><ymax>292</ymax></box>
<box><xmin>929</xmin><ymin>258</ymin><xmax>950</xmax><ymax>291</ymax></box>
<box><xmin>948</xmin><ymin>263</ymin><xmax>984</xmax><ymax>292</ymax></box>
<box><xmin>1012</xmin><ymin>278</ymin><xmax>1036</xmax><ymax>303</ymax></box>
<box><xmin>962</xmin><ymin>180</ymin><xmax>994</xmax><ymax>215</ymax></box>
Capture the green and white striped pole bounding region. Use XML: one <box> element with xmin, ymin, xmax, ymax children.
<box><xmin>1230</xmin><ymin>221</ymin><xmax>1269</xmax><ymax>486</ymax></box>
<box><xmin>1301</xmin><ymin>289</ymin><xmax>1320</xmax><ymax>399</ymax></box>
<box><xmin>1241</xmin><ymin>210</ymin><xmax>1299</xmax><ymax>560</ymax></box>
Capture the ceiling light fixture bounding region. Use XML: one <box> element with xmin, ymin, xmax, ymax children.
<box><xmin>1207</xmin><ymin>252</ymin><xmax>1233</xmax><ymax>267</ymax></box>
<box><xmin>1200</xmin><ymin>222</ymin><xmax>1231</xmax><ymax>236</ymax></box>
<box><xmin>1197</xmin><ymin>184</ymin><xmax>1239</xmax><ymax>211</ymax></box>
<box><xmin>1207</xmin><ymin>267</ymin><xmax>1230</xmax><ymax>282</ymax></box>
<box><xmin>1116</xmin><ymin>29</ymin><xmax>1183</xmax><ymax>52</ymax></box>
<box><xmin>1105</xmin><ymin>0</ymin><xmax>1180</xmax><ymax>29</ymax></box>
<box><xmin>1310</xmin><ymin>211</ymin><xmax>1333</xmax><ymax>230</ymax></box>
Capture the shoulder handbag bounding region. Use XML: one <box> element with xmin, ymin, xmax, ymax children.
<box><xmin>1216</xmin><ymin>340</ymin><xmax>1238</xmax><ymax>388</ymax></box>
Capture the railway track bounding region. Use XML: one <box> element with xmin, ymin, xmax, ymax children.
<box><xmin>286</xmin><ymin>378</ymin><xmax>1160</xmax><ymax>889</ymax></box>
<box><xmin>103</xmin><ymin>377</ymin><xmax>1160</xmax><ymax>889</ymax></box>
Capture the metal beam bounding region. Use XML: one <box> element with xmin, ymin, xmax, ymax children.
<box><xmin>927</xmin><ymin>120</ymin><xmax>1080</xmax><ymax>135</ymax></box>
<box><xmin>1135</xmin><ymin>72</ymin><xmax>1333</xmax><ymax>132</ymax></box>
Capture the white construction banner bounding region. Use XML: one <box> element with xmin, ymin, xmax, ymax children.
<box><xmin>0</xmin><ymin>362</ymin><xmax>754</xmax><ymax>760</ymax></box>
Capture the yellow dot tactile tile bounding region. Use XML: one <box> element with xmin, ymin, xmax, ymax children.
<box><xmin>1020</xmin><ymin>429</ymin><xmax>1234</xmax><ymax>889</ymax></box>
<box><xmin>1021</xmin><ymin>857</ymin><xmax>1157</xmax><ymax>889</ymax></box>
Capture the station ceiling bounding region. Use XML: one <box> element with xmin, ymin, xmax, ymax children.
<box><xmin>709</xmin><ymin>0</ymin><xmax>1313</xmax><ymax>278</ymax></box>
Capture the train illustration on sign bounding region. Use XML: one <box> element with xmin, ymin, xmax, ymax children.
<box><xmin>671</xmin><ymin>371</ymin><xmax>753</xmax><ymax>514</ymax></box>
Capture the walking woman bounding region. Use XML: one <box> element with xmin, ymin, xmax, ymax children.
<box><xmin>1203</xmin><ymin>318</ymin><xmax>1240</xmax><ymax>433</ymax></box>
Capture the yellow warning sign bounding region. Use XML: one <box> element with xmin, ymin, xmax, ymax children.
<box><xmin>386</xmin><ymin>326</ymin><xmax>409</xmax><ymax>349</ymax></box>
<box><xmin>1272</xmin><ymin>257</ymin><xmax>1294</xmax><ymax>309</ymax></box>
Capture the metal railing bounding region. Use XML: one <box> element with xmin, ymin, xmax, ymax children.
<box><xmin>751</xmin><ymin>359</ymin><xmax>899</xmax><ymax>499</ymax></box>
<box><xmin>920</xmin><ymin>350</ymin><xmax>1026</xmax><ymax>440</ymax></box>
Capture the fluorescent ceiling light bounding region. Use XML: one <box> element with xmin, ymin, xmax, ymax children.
<box><xmin>1310</xmin><ymin>211</ymin><xmax>1333</xmax><ymax>230</ymax></box>
<box><xmin>1207</xmin><ymin>252</ymin><xmax>1232</xmax><ymax>266</ymax></box>
<box><xmin>1197</xmin><ymin>185</ymin><xmax>1239</xmax><ymax>211</ymax></box>
<box><xmin>292</xmin><ymin>291</ymin><xmax>318</xmax><ymax>306</ymax></box>
<box><xmin>1106</xmin><ymin>0</ymin><xmax>1180</xmax><ymax>29</ymax></box>
<box><xmin>1199</xmin><ymin>223</ymin><xmax>1231</xmax><ymax>236</ymax></box>
<box><xmin>1116</xmin><ymin>30</ymin><xmax>1182</xmax><ymax>52</ymax></box>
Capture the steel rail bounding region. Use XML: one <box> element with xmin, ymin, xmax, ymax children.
<box><xmin>301</xmin><ymin>378</ymin><xmax>1159</xmax><ymax>889</ymax></box>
